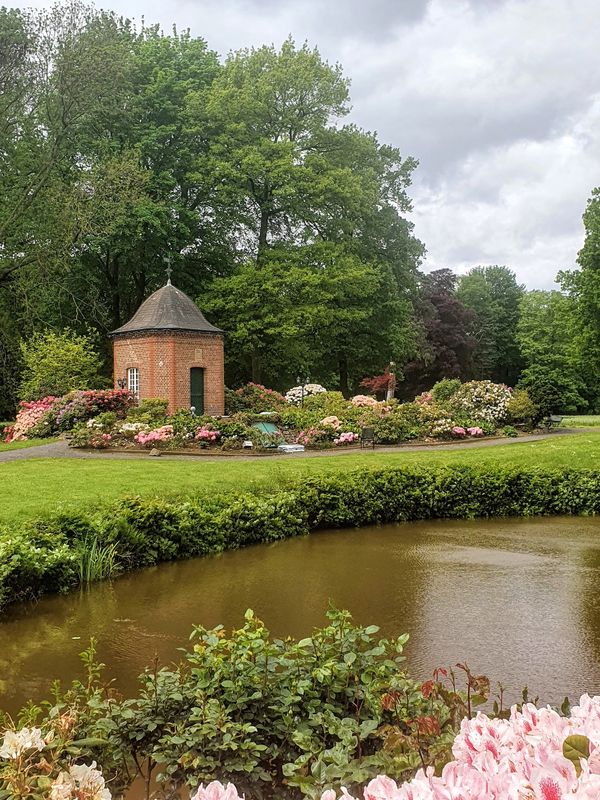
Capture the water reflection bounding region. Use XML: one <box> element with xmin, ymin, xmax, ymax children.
<box><xmin>1</xmin><ymin>516</ymin><xmax>600</xmax><ymax>714</ymax></box>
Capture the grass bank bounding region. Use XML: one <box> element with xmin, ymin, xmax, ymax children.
<box><xmin>1</xmin><ymin>431</ymin><xmax>600</xmax><ymax>523</ymax></box>
<box><xmin>561</xmin><ymin>416</ymin><xmax>600</xmax><ymax>427</ymax></box>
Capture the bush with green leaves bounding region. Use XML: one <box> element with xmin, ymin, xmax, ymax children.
<box><xmin>125</xmin><ymin>398</ymin><xmax>169</xmax><ymax>425</ymax></box>
<box><xmin>19</xmin><ymin>330</ymin><xmax>105</xmax><ymax>401</ymax></box>
<box><xmin>506</xmin><ymin>388</ymin><xmax>539</xmax><ymax>428</ymax></box>
<box><xmin>519</xmin><ymin>365</ymin><xmax>588</xmax><ymax>417</ymax></box>
<box><xmin>4</xmin><ymin>611</ymin><xmax>462</xmax><ymax>799</ymax></box>
<box><xmin>431</xmin><ymin>378</ymin><xmax>462</xmax><ymax>405</ymax></box>
<box><xmin>226</xmin><ymin>383</ymin><xmax>287</xmax><ymax>413</ymax></box>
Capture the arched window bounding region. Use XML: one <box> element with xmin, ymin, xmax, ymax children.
<box><xmin>127</xmin><ymin>367</ymin><xmax>140</xmax><ymax>399</ymax></box>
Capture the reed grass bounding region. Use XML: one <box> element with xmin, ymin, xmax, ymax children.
<box><xmin>78</xmin><ymin>538</ymin><xmax>119</xmax><ymax>583</ymax></box>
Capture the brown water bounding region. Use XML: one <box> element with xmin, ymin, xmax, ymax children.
<box><xmin>2</xmin><ymin>516</ymin><xmax>600</xmax><ymax>714</ymax></box>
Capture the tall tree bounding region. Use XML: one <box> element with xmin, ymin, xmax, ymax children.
<box><xmin>402</xmin><ymin>269</ymin><xmax>475</xmax><ymax>396</ymax></box>
<box><xmin>517</xmin><ymin>290</ymin><xmax>587</xmax><ymax>413</ymax></box>
<box><xmin>561</xmin><ymin>188</ymin><xmax>600</xmax><ymax>404</ymax></box>
<box><xmin>193</xmin><ymin>38</ymin><xmax>422</xmax><ymax>385</ymax></box>
<box><xmin>204</xmin><ymin>242</ymin><xmax>413</xmax><ymax>394</ymax></box>
<box><xmin>457</xmin><ymin>265</ymin><xmax>524</xmax><ymax>385</ymax></box>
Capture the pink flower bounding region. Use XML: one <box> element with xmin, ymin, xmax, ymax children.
<box><xmin>452</xmin><ymin>426</ymin><xmax>466</xmax><ymax>436</ymax></box>
<box><xmin>467</xmin><ymin>426</ymin><xmax>484</xmax><ymax>436</ymax></box>
<box><xmin>191</xmin><ymin>782</ymin><xmax>245</xmax><ymax>800</ymax></box>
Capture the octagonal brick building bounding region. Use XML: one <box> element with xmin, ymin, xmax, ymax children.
<box><xmin>110</xmin><ymin>281</ymin><xmax>224</xmax><ymax>415</ymax></box>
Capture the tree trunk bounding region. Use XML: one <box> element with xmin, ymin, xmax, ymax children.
<box><xmin>257</xmin><ymin>208</ymin><xmax>269</xmax><ymax>265</ymax></box>
<box><xmin>338</xmin><ymin>353</ymin><xmax>350</xmax><ymax>398</ymax></box>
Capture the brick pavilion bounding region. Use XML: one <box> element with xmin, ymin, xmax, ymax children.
<box><xmin>110</xmin><ymin>279</ymin><xmax>225</xmax><ymax>415</ymax></box>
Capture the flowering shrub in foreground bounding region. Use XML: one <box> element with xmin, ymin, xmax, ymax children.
<box><xmin>193</xmin><ymin>695</ymin><xmax>600</xmax><ymax>800</ymax></box>
<box><xmin>0</xmin><ymin>724</ymin><xmax>111</xmax><ymax>799</ymax></box>
<box><xmin>285</xmin><ymin>383</ymin><xmax>327</xmax><ymax>403</ymax></box>
<box><xmin>229</xmin><ymin>383</ymin><xmax>287</xmax><ymax>413</ymax></box>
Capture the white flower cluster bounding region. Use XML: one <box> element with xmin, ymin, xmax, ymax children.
<box><xmin>51</xmin><ymin>761</ymin><xmax>111</xmax><ymax>800</ymax></box>
<box><xmin>0</xmin><ymin>727</ymin><xmax>45</xmax><ymax>759</ymax></box>
<box><xmin>451</xmin><ymin>380</ymin><xmax>511</xmax><ymax>425</ymax></box>
<box><xmin>428</xmin><ymin>417</ymin><xmax>455</xmax><ymax>437</ymax></box>
<box><xmin>285</xmin><ymin>383</ymin><xmax>327</xmax><ymax>404</ymax></box>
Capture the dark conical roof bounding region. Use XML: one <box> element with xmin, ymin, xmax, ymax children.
<box><xmin>110</xmin><ymin>282</ymin><xmax>222</xmax><ymax>336</ymax></box>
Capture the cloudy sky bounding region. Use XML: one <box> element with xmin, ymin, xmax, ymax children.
<box><xmin>17</xmin><ymin>0</ymin><xmax>600</xmax><ymax>287</ymax></box>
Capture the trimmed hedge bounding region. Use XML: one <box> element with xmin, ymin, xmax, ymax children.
<box><xmin>2</xmin><ymin>464</ymin><xmax>600</xmax><ymax>611</ymax></box>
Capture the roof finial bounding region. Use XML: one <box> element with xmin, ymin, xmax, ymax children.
<box><xmin>164</xmin><ymin>256</ymin><xmax>173</xmax><ymax>286</ymax></box>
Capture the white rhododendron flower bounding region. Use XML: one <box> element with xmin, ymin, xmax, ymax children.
<box><xmin>50</xmin><ymin>761</ymin><xmax>111</xmax><ymax>800</ymax></box>
<box><xmin>0</xmin><ymin>727</ymin><xmax>45</xmax><ymax>759</ymax></box>
<box><xmin>285</xmin><ymin>384</ymin><xmax>327</xmax><ymax>403</ymax></box>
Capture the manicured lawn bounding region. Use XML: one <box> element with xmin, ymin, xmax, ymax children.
<box><xmin>561</xmin><ymin>415</ymin><xmax>600</xmax><ymax>427</ymax></box>
<box><xmin>0</xmin><ymin>438</ymin><xmax>55</xmax><ymax>452</ymax></box>
<box><xmin>1</xmin><ymin>431</ymin><xmax>600</xmax><ymax>524</ymax></box>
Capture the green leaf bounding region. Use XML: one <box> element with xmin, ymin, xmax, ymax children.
<box><xmin>563</xmin><ymin>734</ymin><xmax>590</xmax><ymax>776</ymax></box>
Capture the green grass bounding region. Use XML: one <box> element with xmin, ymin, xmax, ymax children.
<box><xmin>0</xmin><ymin>438</ymin><xmax>55</xmax><ymax>452</ymax></box>
<box><xmin>561</xmin><ymin>415</ymin><xmax>600</xmax><ymax>427</ymax></box>
<box><xmin>1</xmin><ymin>431</ymin><xmax>600</xmax><ymax>524</ymax></box>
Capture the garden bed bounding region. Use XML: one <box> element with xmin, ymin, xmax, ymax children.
<box><xmin>72</xmin><ymin>428</ymin><xmax>550</xmax><ymax>457</ymax></box>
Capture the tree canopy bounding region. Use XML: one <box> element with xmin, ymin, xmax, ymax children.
<box><xmin>0</xmin><ymin>1</ymin><xmax>599</xmax><ymax>416</ymax></box>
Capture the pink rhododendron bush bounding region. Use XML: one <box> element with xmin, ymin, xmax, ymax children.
<box><xmin>4</xmin><ymin>389</ymin><xmax>134</xmax><ymax>442</ymax></box>
<box><xmin>4</xmin><ymin>396</ymin><xmax>57</xmax><ymax>441</ymax></box>
<box><xmin>192</xmin><ymin>695</ymin><xmax>600</xmax><ymax>800</ymax></box>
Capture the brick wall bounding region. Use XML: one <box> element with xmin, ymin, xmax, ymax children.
<box><xmin>112</xmin><ymin>331</ymin><xmax>225</xmax><ymax>415</ymax></box>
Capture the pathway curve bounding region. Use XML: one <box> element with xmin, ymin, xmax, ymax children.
<box><xmin>0</xmin><ymin>428</ymin><xmax>578</xmax><ymax>463</ymax></box>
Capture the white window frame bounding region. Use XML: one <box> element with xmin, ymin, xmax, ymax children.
<box><xmin>127</xmin><ymin>367</ymin><xmax>140</xmax><ymax>399</ymax></box>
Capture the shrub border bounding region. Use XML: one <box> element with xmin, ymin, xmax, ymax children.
<box><xmin>1</xmin><ymin>464</ymin><xmax>599</xmax><ymax>612</ymax></box>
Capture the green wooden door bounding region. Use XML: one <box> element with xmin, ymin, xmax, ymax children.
<box><xmin>190</xmin><ymin>368</ymin><xmax>205</xmax><ymax>414</ymax></box>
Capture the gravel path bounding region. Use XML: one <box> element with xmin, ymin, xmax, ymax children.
<box><xmin>0</xmin><ymin>429</ymin><xmax>576</xmax><ymax>463</ymax></box>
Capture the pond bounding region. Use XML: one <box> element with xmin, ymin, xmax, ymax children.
<box><xmin>2</xmin><ymin>515</ymin><xmax>600</xmax><ymax>715</ymax></box>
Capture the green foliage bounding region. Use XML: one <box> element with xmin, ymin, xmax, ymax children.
<box><xmin>3</xmin><ymin>464</ymin><xmax>600</xmax><ymax>611</ymax></box>
<box><xmin>502</xmin><ymin>425</ymin><xmax>519</xmax><ymax>438</ymax></box>
<box><xmin>372</xmin><ymin>403</ymin><xmax>422</xmax><ymax>443</ymax></box>
<box><xmin>19</xmin><ymin>330</ymin><xmax>103</xmax><ymax>400</ymax></box>
<box><xmin>7</xmin><ymin>611</ymin><xmax>461</xmax><ymax>799</ymax></box>
<box><xmin>506</xmin><ymin>388</ymin><xmax>538</xmax><ymax>428</ymax></box>
<box><xmin>519</xmin><ymin>365</ymin><xmax>586</xmax><ymax>417</ymax></box>
<box><xmin>431</xmin><ymin>379</ymin><xmax>462</xmax><ymax>404</ymax></box>
<box><xmin>563</xmin><ymin>734</ymin><xmax>590</xmax><ymax>777</ymax></box>
<box><xmin>517</xmin><ymin>291</ymin><xmax>587</xmax><ymax>414</ymax></box>
<box><xmin>126</xmin><ymin>398</ymin><xmax>169</xmax><ymax>425</ymax></box>
<box><xmin>77</xmin><ymin>537</ymin><xmax>118</xmax><ymax>583</ymax></box>
<box><xmin>457</xmin><ymin>266</ymin><xmax>524</xmax><ymax>385</ymax></box>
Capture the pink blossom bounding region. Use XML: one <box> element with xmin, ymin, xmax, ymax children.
<box><xmin>334</xmin><ymin>431</ymin><xmax>358</xmax><ymax>445</ymax></box>
<box><xmin>195</xmin><ymin>425</ymin><xmax>221</xmax><ymax>443</ymax></box>
<box><xmin>135</xmin><ymin>425</ymin><xmax>174</xmax><ymax>446</ymax></box>
<box><xmin>191</xmin><ymin>782</ymin><xmax>245</xmax><ymax>800</ymax></box>
<box><xmin>452</xmin><ymin>426</ymin><xmax>466</xmax><ymax>436</ymax></box>
<box><xmin>467</xmin><ymin>427</ymin><xmax>484</xmax><ymax>436</ymax></box>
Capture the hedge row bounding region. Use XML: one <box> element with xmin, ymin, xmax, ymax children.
<box><xmin>2</xmin><ymin>464</ymin><xmax>600</xmax><ymax>611</ymax></box>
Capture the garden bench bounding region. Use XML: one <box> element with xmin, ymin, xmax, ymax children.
<box><xmin>543</xmin><ymin>414</ymin><xmax>563</xmax><ymax>430</ymax></box>
<box><xmin>360</xmin><ymin>426</ymin><xmax>376</xmax><ymax>449</ymax></box>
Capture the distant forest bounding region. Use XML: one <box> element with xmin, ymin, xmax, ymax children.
<box><xmin>2</xmin><ymin>1</ymin><xmax>600</xmax><ymax>417</ymax></box>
